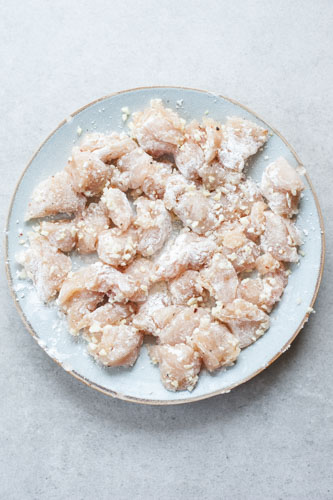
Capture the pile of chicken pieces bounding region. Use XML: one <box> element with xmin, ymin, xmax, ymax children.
<box><xmin>17</xmin><ymin>99</ymin><xmax>305</xmax><ymax>392</ymax></box>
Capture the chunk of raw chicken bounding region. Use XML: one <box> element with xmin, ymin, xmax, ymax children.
<box><xmin>164</xmin><ymin>175</ymin><xmax>219</xmax><ymax>235</ymax></box>
<box><xmin>255</xmin><ymin>253</ymin><xmax>281</xmax><ymax>275</ymax></box>
<box><xmin>17</xmin><ymin>233</ymin><xmax>71</xmax><ymax>302</ymax></box>
<box><xmin>174</xmin><ymin>141</ymin><xmax>204</xmax><ymax>180</ymax></box>
<box><xmin>63</xmin><ymin>290</ymin><xmax>105</xmax><ymax>334</ymax></box>
<box><xmin>65</xmin><ymin>147</ymin><xmax>111</xmax><ymax>196</ymax></box>
<box><xmin>39</xmin><ymin>220</ymin><xmax>77</xmax><ymax>253</ymax></box>
<box><xmin>155</xmin><ymin>232</ymin><xmax>216</xmax><ymax>280</ymax></box>
<box><xmin>197</xmin><ymin>160</ymin><xmax>243</xmax><ymax>191</ymax></box>
<box><xmin>97</xmin><ymin>227</ymin><xmax>138</xmax><ymax>267</ymax></box>
<box><xmin>130</xmin><ymin>99</ymin><xmax>185</xmax><ymax>157</ymax></box>
<box><xmin>101</xmin><ymin>187</ymin><xmax>134</xmax><ymax>230</ymax></box>
<box><xmin>212</xmin><ymin>298</ymin><xmax>270</xmax><ymax>348</ymax></box>
<box><xmin>141</xmin><ymin>161</ymin><xmax>173</xmax><ymax>199</ymax></box>
<box><xmin>148</xmin><ymin>343</ymin><xmax>201</xmax><ymax>391</ymax></box>
<box><xmin>88</xmin><ymin>325</ymin><xmax>143</xmax><ymax>367</ymax></box>
<box><xmin>58</xmin><ymin>262</ymin><xmax>137</xmax><ymax>306</ymax></box>
<box><xmin>216</xmin><ymin>224</ymin><xmax>260</xmax><ymax>272</ymax></box>
<box><xmin>152</xmin><ymin>306</ymin><xmax>208</xmax><ymax>345</ymax></box>
<box><xmin>261</xmin><ymin>157</ymin><xmax>305</xmax><ymax>217</ymax></box>
<box><xmin>75</xmin><ymin>202</ymin><xmax>110</xmax><ymax>254</ymax></box>
<box><xmin>237</xmin><ymin>268</ymin><xmax>288</xmax><ymax>312</ymax></box>
<box><xmin>83</xmin><ymin>302</ymin><xmax>135</xmax><ymax>337</ymax></box>
<box><xmin>123</xmin><ymin>257</ymin><xmax>155</xmax><ymax>302</ymax></box>
<box><xmin>200</xmin><ymin>253</ymin><xmax>238</xmax><ymax>303</ymax></box>
<box><xmin>218</xmin><ymin>117</ymin><xmax>268</xmax><ymax>172</ymax></box>
<box><xmin>183</xmin><ymin>118</ymin><xmax>222</xmax><ymax>164</ymax></box>
<box><xmin>240</xmin><ymin>201</ymin><xmax>268</xmax><ymax>241</ymax></box>
<box><xmin>134</xmin><ymin>197</ymin><xmax>172</xmax><ymax>257</ymax></box>
<box><xmin>132</xmin><ymin>284</ymin><xmax>172</xmax><ymax>334</ymax></box>
<box><xmin>261</xmin><ymin>211</ymin><xmax>302</xmax><ymax>262</ymax></box>
<box><xmin>111</xmin><ymin>147</ymin><xmax>156</xmax><ymax>191</ymax></box>
<box><xmin>25</xmin><ymin>171</ymin><xmax>86</xmax><ymax>220</ymax></box>
<box><xmin>79</xmin><ymin>132</ymin><xmax>136</xmax><ymax>162</ymax></box>
<box><xmin>168</xmin><ymin>270</ymin><xmax>203</xmax><ymax>305</ymax></box>
<box><xmin>191</xmin><ymin>316</ymin><xmax>240</xmax><ymax>371</ymax></box>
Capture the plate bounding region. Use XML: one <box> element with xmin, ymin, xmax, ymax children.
<box><xmin>5</xmin><ymin>87</ymin><xmax>325</xmax><ymax>404</ymax></box>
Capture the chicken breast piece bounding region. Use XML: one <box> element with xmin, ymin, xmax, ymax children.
<box><xmin>217</xmin><ymin>224</ymin><xmax>261</xmax><ymax>273</ymax></box>
<box><xmin>25</xmin><ymin>171</ymin><xmax>86</xmax><ymax>220</ymax></box>
<box><xmin>255</xmin><ymin>253</ymin><xmax>281</xmax><ymax>275</ymax></box>
<box><xmin>134</xmin><ymin>197</ymin><xmax>172</xmax><ymax>257</ymax></box>
<box><xmin>101</xmin><ymin>187</ymin><xmax>134</xmax><ymax>231</ymax></box>
<box><xmin>130</xmin><ymin>99</ymin><xmax>185</xmax><ymax>157</ymax></box>
<box><xmin>237</xmin><ymin>269</ymin><xmax>288</xmax><ymax>312</ymax></box>
<box><xmin>132</xmin><ymin>284</ymin><xmax>172</xmax><ymax>334</ymax></box>
<box><xmin>112</xmin><ymin>147</ymin><xmax>156</xmax><ymax>191</ymax></box>
<box><xmin>39</xmin><ymin>220</ymin><xmax>77</xmax><ymax>253</ymax></box>
<box><xmin>200</xmin><ymin>253</ymin><xmax>238</xmax><ymax>303</ymax></box>
<box><xmin>155</xmin><ymin>232</ymin><xmax>217</xmax><ymax>280</ymax></box>
<box><xmin>83</xmin><ymin>302</ymin><xmax>135</xmax><ymax>336</ymax></box>
<box><xmin>58</xmin><ymin>262</ymin><xmax>137</xmax><ymax>306</ymax></box>
<box><xmin>241</xmin><ymin>201</ymin><xmax>268</xmax><ymax>241</ymax></box>
<box><xmin>79</xmin><ymin>132</ymin><xmax>136</xmax><ymax>162</ymax></box>
<box><xmin>212</xmin><ymin>298</ymin><xmax>270</xmax><ymax>348</ymax></box>
<box><xmin>191</xmin><ymin>316</ymin><xmax>240</xmax><ymax>371</ymax></box>
<box><xmin>141</xmin><ymin>161</ymin><xmax>173</xmax><ymax>199</ymax></box>
<box><xmin>261</xmin><ymin>157</ymin><xmax>305</xmax><ymax>217</ymax></box>
<box><xmin>64</xmin><ymin>290</ymin><xmax>105</xmax><ymax>334</ymax></box>
<box><xmin>168</xmin><ymin>270</ymin><xmax>203</xmax><ymax>305</ymax></box>
<box><xmin>148</xmin><ymin>343</ymin><xmax>201</xmax><ymax>392</ymax></box>
<box><xmin>152</xmin><ymin>306</ymin><xmax>208</xmax><ymax>345</ymax></box>
<box><xmin>88</xmin><ymin>324</ymin><xmax>143</xmax><ymax>367</ymax></box>
<box><xmin>218</xmin><ymin>117</ymin><xmax>268</xmax><ymax>172</ymax></box>
<box><xmin>197</xmin><ymin>160</ymin><xmax>244</xmax><ymax>191</ymax></box>
<box><xmin>75</xmin><ymin>202</ymin><xmax>110</xmax><ymax>254</ymax></box>
<box><xmin>123</xmin><ymin>257</ymin><xmax>155</xmax><ymax>302</ymax></box>
<box><xmin>17</xmin><ymin>233</ymin><xmax>71</xmax><ymax>302</ymax></box>
<box><xmin>65</xmin><ymin>147</ymin><xmax>111</xmax><ymax>196</ymax></box>
<box><xmin>97</xmin><ymin>227</ymin><xmax>138</xmax><ymax>267</ymax></box>
<box><xmin>261</xmin><ymin>211</ymin><xmax>302</xmax><ymax>262</ymax></box>
<box><xmin>174</xmin><ymin>141</ymin><xmax>204</xmax><ymax>180</ymax></box>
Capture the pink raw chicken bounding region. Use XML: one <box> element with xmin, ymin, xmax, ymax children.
<box><xmin>134</xmin><ymin>197</ymin><xmax>172</xmax><ymax>257</ymax></box>
<box><xmin>255</xmin><ymin>253</ymin><xmax>281</xmax><ymax>275</ymax></box>
<box><xmin>79</xmin><ymin>132</ymin><xmax>136</xmax><ymax>162</ymax></box>
<box><xmin>155</xmin><ymin>232</ymin><xmax>216</xmax><ymax>280</ymax></box>
<box><xmin>132</xmin><ymin>284</ymin><xmax>172</xmax><ymax>334</ymax></box>
<box><xmin>17</xmin><ymin>233</ymin><xmax>71</xmax><ymax>302</ymax></box>
<box><xmin>65</xmin><ymin>147</ymin><xmax>111</xmax><ymax>196</ymax></box>
<box><xmin>123</xmin><ymin>257</ymin><xmax>155</xmax><ymax>302</ymax></box>
<box><xmin>261</xmin><ymin>157</ymin><xmax>305</xmax><ymax>217</ymax></box>
<box><xmin>148</xmin><ymin>343</ymin><xmax>201</xmax><ymax>391</ymax></box>
<box><xmin>152</xmin><ymin>306</ymin><xmax>208</xmax><ymax>345</ymax></box>
<box><xmin>63</xmin><ymin>290</ymin><xmax>104</xmax><ymax>334</ymax></box>
<box><xmin>141</xmin><ymin>161</ymin><xmax>173</xmax><ymax>200</ymax></box>
<box><xmin>88</xmin><ymin>324</ymin><xmax>143</xmax><ymax>367</ymax></box>
<box><xmin>97</xmin><ymin>227</ymin><xmax>138</xmax><ymax>267</ymax></box>
<box><xmin>130</xmin><ymin>99</ymin><xmax>185</xmax><ymax>157</ymax></box>
<box><xmin>83</xmin><ymin>302</ymin><xmax>135</xmax><ymax>335</ymax></box>
<box><xmin>101</xmin><ymin>186</ymin><xmax>134</xmax><ymax>231</ymax></box>
<box><xmin>174</xmin><ymin>141</ymin><xmax>204</xmax><ymax>180</ymax></box>
<box><xmin>191</xmin><ymin>316</ymin><xmax>240</xmax><ymax>371</ymax></box>
<box><xmin>168</xmin><ymin>270</ymin><xmax>203</xmax><ymax>305</ymax></box>
<box><xmin>217</xmin><ymin>224</ymin><xmax>260</xmax><ymax>272</ymax></box>
<box><xmin>58</xmin><ymin>262</ymin><xmax>137</xmax><ymax>306</ymax></box>
<box><xmin>237</xmin><ymin>269</ymin><xmax>288</xmax><ymax>312</ymax></box>
<box><xmin>218</xmin><ymin>117</ymin><xmax>268</xmax><ymax>172</ymax></box>
<box><xmin>241</xmin><ymin>201</ymin><xmax>268</xmax><ymax>242</ymax></box>
<box><xmin>200</xmin><ymin>252</ymin><xmax>238</xmax><ymax>303</ymax></box>
<box><xmin>197</xmin><ymin>160</ymin><xmax>243</xmax><ymax>191</ymax></box>
<box><xmin>75</xmin><ymin>202</ymin><xmax>110</xmax><ymax>254</ymax></box>
<box><xmin>25</xmin><ymin>171</ymin><xmax>86</xmax><ymax>220</ymax></box>
<box><xmin>212</xmin><ymin>298</ymin><xmax>270</xmax><ymax>348</ymax></box>
<box><xmin>39</xmin><ymin>220</ymin><xmax>77</xmax><ymax>253</ymax></box>
<box><xmin>183</xmin><ymin>118</ymin><xmax>222</xmax><ymax>164</ymax></box>
<box><xmin>261</xmin><ymin>211</ymin><xmax>302</xmax><ymax>262</ymax></box>
<box><xmin>111</xmin><ymin>147</ymin><xmax>156</xmax><ymax>192</ymax></box>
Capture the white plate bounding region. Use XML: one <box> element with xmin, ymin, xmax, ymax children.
<box><xmin>5</xmin><ymin>87</ymin><xmax>325</xmax><ymax>404</ymax></box>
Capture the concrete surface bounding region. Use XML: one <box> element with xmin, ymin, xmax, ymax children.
<box><xmin>0</xmin><ymin>1</ymin><xmax>332</xmax><ymax>499</ymax></box>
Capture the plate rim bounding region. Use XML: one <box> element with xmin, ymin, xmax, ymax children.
<box><xmin>4</xmin><ymin>85</ymin><xmax>326</xmax><ymax>405</ymax></box>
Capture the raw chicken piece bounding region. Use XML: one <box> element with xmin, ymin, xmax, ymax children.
<box><xmin>212</xmin><ymin>298</ymin><xmax>270</xmax><ymax>348</ymax></box>
<box><xmin>168</xmin><ymin>270</ymin><xmax>203</xmax><ymax>305</ymax></box>
<box><xmin>261</xmin><ymin>157</ymin><xmax>305</xmax><ymax>217</ymax></box>
<box><xmin>132</xmin><ymin>284</ymin><xmax>172</xmax><ymax>334</ymax></box>
<box><xmin>152</xmin><ymin>306</ymin><xmax>208</xmax><ymax>345</ymax></box>
<box><xmin>174</xmin><ymin>141</ymin><xmax>204</xmax><ymax>180</ymax></box>
<box><xmin>25</xmin><ymin>171</ymin><xmax>86</xmax><ymax>220</ymax></box>
<box><xmin>217</xmin><ymin>224</ymin><xmax>260</xmax><ymax>272</ymax></box>
<box><xmin>141</xmin><ymin>161</ymin><xmax>173</xmax><ymax>199</ymax></box>
<box><xmin>65</xmin><ymin>147</ymin><xmax>111</xmax><ymax>196</ymax></box>
<box><xmin>222</xmin><ymin>178</ymin><xmax>264</xmax><ymax>221</ymax></box>
<box><xmin>88</xmin><ymin>325</ymin><xmax>143</xmax><ymax>367</ymax></box>
<box><xmin>164</xmin><ymin>175</ymin><xmax>219</xmax><ymax>235</ymax></box>
<box><xmin>192</xmin><ymin>316</ymin><xmax>240</xmax><ymax>371</ymax></box>
<box><xmin>237</xmin><ymin>269</ymin><xmax>288</xmax><ymax>312</ymax></box>
<box><xmin>255</xmin><ymin>253</ymin><xmax>281</xmax><ymax>275</ymax></box>
<box><xmin>79</xmin><ymin>132</ymin><xmax>136</xmax><ymax>162</ymax></box>
<box><xmin>39</xmin><ymin>220</ymin><xmax>77</xmax><ymax>253</ymax></box>
<box><xmin>148</xmin><ymin>343</ymin><xmax>201</xmax><ymax>392</ymax></box>
<box><xmin>58</xmin><ymin>262</ymin><xmax>137</xmax><ymax>306</ymax></box>
<box><xmin>197</xmin><ymin>160</ymin><xmax>243</xmax><ymax>191</ymax></box>
<box><xmin>218</xmin><ymin>117</ymin><xmax>268</xmax><ymax>172</ymax></box>
<box><xmin>241</xmin><ymin>201</ymin><xmax>268</xmax><ymax>241</ymax></box>
<box><xmin>17</xmin><ymin>233</ymin><xmax>71</xmax><ymax>302</ymax></box>
<box><xmin>75</xmin><ymin>202</ymin><xmax>110</xmax><ymax>254</ymax></box>
<box><xmin>63</xmin><ymin>290</ymin><xmax>104</xmax><ymax>334</ymax></box>
<box><xmin>101</xmin><ymin>187</ymin><xmax>134</xmax><ymax>230</ymax></box>
<box><xmin>130</xmin><ymin>99</ymin><xmax>184</xmax><ymax>157</ymax></box>
<box><xmin>261</xmin><ymin>211</ymin><xmax>302</xmax><ymax>262</ymax></box>
<box><xmin>155</xmin><ymin>232</ymin><xmax>217</xmax><ymax>280</ymax></box>
<box><xmin>183</xmin><ymin>118</ymin><xmax>222</xmax><ymax>164</ymax></box>
<box><xmin>200</xmin><ymin>253</ymin><xmax>238</xmax><ymax>303</ymax></box>
<box><xmin>123</xmin><ymin>257</ymin><xmax>155</xmax><ymax>302</ymax></box>
<box><xmin>83</xmin><ymin>302</ymin><xmax>135</xmax><ymax>335</ymax></box>
<box><xmin>111</xmin><ymin>148</ymin><xmax>156</xmax><ymax>191</ymax></box>
<box><xmin>134</xmin><ymin>197</ymin><xmax>172</xmax><ymax>256</ymax></box>
<box><xmin>97</xmin><ymin>227</ymin><xmax>138</xmax><ymax>267</ymax></box>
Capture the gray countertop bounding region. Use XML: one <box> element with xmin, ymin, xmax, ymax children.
<box><xmin>1</xmin><ymin>1</ymin><xmax>332</xmax><ymax>499</ymax></box>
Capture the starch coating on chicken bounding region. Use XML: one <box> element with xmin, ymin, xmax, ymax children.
<box><xmin>19</xmin><ymin>98</ymin><xmax>305</xmax><ymax>392</ymax></box>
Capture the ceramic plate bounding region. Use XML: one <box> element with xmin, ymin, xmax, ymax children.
<box><xmin>5</xmin><ymin>87</ymin><xmax>325</xmax><ymax>404</ymax></box>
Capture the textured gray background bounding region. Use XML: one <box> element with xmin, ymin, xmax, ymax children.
<box><xmin>0</xmin><ymin>1</ymin><xmax>332</xmax><ymax>499</ymax></box>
